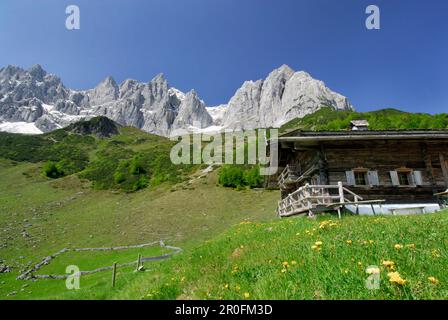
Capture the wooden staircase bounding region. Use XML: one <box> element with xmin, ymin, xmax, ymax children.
<box><xmin>277</xmin><ymin>182</ymin><xmax>365</xmax><ymax>218</ymax></box>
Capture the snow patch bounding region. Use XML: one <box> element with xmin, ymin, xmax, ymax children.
<box><xmin>0</xmin><ymin>122</ymin><xmax>43</xmax><ymax>134</ymax></box>
<box><xmin>206</xmin><ymin>104</ymin><xmax>227</xmax><ymax>123</ymax></box>
<box><xmin>168</xmin><ymin>87</ymin><xmax>186</xmax><ymax>102</ymax></box>
<box><xmin>42</xmin><ymin>104</ymin><xmax>54</xmax><ymax>112</ymax></box>
<box><xmin>187</xmin><ymin>125</ymin><xmax>224</xmax><ymax>134</ymax></box>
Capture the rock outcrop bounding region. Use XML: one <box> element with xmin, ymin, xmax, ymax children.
<box><xmin>66</xmin><ymin>116</ymin><xmax>120</xmax><ymax>138</ymax></box>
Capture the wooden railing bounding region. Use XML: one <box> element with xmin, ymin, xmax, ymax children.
<box><xmin>277</xmin><ymin>165</ymin><xmax>300</xmax><ymax>189</ymax></box>
<box><xmin>277</xmin><ymin>182</ymin><xmax>363</xmax><ymax>218</ymax></box>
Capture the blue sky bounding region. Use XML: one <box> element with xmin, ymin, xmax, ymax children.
<box><xmin>0</xmin><ymin>0</ymin><xmax>447</xmax><ymax>113</ymax></box>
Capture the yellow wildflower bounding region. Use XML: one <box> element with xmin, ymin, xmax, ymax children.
<box><xmin>388</xmin><ymin>272</ymin><xmax>406</xmax><ymax>285</ymax></box>
<box><xmin>244</xmin><ymin>292</ymin><xmax>250</xmax><ymax>299</ymax></box>
<box><xmin>291</xmin><ymin>260</ymin><xmax>297</xmax><ymax>265</ymax></box>
<box><xmin>315</xmin><ymin>241</ymin><xmax>323</xmax><ymax>246</ymax></box>
<box><xmin>281</xmin><ymin>268</ymin><xmax>287</xmax><ymax>273</ymax></box>
<box><xmin>382</xmin><ymin>260</ymin><xmax>396</xmax><ymax>271</ymax></box>
<box><xmin>406</xmin><ymin>244</ymin><xmax>416</xmax><ymax>249</ymax></box>
<box><xmin>282</xmin><ymin>261</ymin><xmax>289</xmax><ymax>267</ymax></box>
<box><xmin>319</xmin><ymin>221</ymin><xmax>330</xmax><ymax>229</ymax></box>
<box><xmin>428</xmin><ymin>277</ymin><xmax>439</xmax><ymax>285</ymax></box>
<box><xmin>394</xmin><ymin>244</ymin><xmax>403</xmax><ymax>250</ymax></box>
<box><xmin>432</xmin><ymin>249</ymin><xmax>441</xmax><ymax>258</ymax></box>
<box><xmin>346</xmin><ymin>240</ymin><xmax>353</xmax><ymax>245</ymax></box>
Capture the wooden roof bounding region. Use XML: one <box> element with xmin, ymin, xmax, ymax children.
<box><xmin>278</xmin><ymin>129</ymin><xmax>448</xmax><ymax>143</ymax></box>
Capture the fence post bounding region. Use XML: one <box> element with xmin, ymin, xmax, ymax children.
<box><xmin>136</xmin><ymin>254</ymin><xmax>142</xmax><ymax>271</ymax></box>
<box><xmin>337</xmin><ymin>181</ymin><xmax>344</xmax><ymax>219</ymax></box>
<box><xmin>112</xmin><ymin>262</ymin><xmax>117</xmax><ymax>287</ymax></box>
<box><xmin>338</xmin><ymin>182</ymin><xmax>344</xmax><ymax>203</ymax></box>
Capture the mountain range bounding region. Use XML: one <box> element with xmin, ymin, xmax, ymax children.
<box><xmin>0</xmin><ymin>64</ymin><xmax>353</xmax><ymax>136</ymax></box>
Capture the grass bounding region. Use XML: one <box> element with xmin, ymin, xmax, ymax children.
<box><xmin>0</xmin><ymin>121</ymin><xmax>198</xmax><ymax>191</ymax></box>
<box><xmin>1</xmin><ymin>158</ymin><xmax>447</xmax><ymax>300</ymax></box>
<box><xmin>1</xmin><ymin>112</ymin><xmax>448</xmax><ymax>300</ymax></box>
<box><xmin>0</xmin><ymin>159</ymin><xmax>278</xmax><ymax>299</ymax></box>
<box><xmin>112</xmin><ymin>212</ymin><xmax>448</xmax><ymax>300</ymax></box>
<box><xmin>0</xmin><ymin>245</ymin><xmax>171</xmax><ymax>300</ymax></box>
<box><xmin>279</xmin><ymin>107</ymin><xmax>448</xmax><ymax>134</ymax></box>
<box><xmin>33</xmin><ymin>245</ymin><xmax>171</xmax><ymax>276</ymax></box>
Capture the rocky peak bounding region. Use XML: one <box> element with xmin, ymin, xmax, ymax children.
<box><xmin>28</xmin><ymin>64</ymin><xmax>46</xmax><ymax>81</ymax></box>
<box><xmin>221</xmin><ymin>80</ymin><xmax>263</xmax><ymax>130</ymax></box>
<box><xmin>102</xmin><ymin>76</ymin><xmax>117</xmax><ymax>86</ymax></box>
<box><xmin>258</xmin><ymin>65</ymin><xmax>295</xmax><ymax>127</ymax></box>
<box><xmin>152</xmin><ymin>72</ymin><xmax>166</xmax><ymax>83</ymax></box>
<box><xmin>220</xmin><ymin>65</ymin><xmax>353</xmax><ymax>129</ymax></box>
<box><xmin>149</xmin><ymin>73</ymin><xmax>169</xmax><ymax>97</ymax></box>
<box><xmin>88</xmin><ymin>76</ymin><xmax>119</xmax><ymax>106</ymax></box>
<box><xmin>172</xmin><ymin>90</ymin><xmax>213</xmax><ymax>129</ymax></box>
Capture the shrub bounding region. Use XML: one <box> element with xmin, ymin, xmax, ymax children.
<box><xmin>130</xmin><ymin>154</ymin><xmax>146</xmax><ymax>175</ymax></box>
<box><xmin>132</xmin><ymin>176</ymin><xmax>149</xmax><ymax>191</ymax></box>
<box><xmin>218</xmin><ymin>165</ymin><xmax>242</xmax><ymax>188</ymax></box>
<box><xmin>218</xmin><ymin>165</ymin><xmax>246</xmax><ymax>188</ymax></box>
<box><xmin>114</xmin><ymin>171</ymin><xmax>126</xmax><ymax>184</ymax></box>
<box><xmin>244</xmin><ymin>165</ymin><xmax>264</xmax><ymax>188</ymax></box>
<box><xmin>219</xmin><ymin>165</ymin><xmax>265</xmax><ymax>189</ymax></box>
<box><xmin>43</xmin><ymin>161</ymin><xmax>64</xmax><ymax>179</ymax></box>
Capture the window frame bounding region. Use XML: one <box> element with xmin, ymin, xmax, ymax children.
<box><xmin>346</xmin><ymin>167</ymin><xmax>379</xmax><ymax>187</ymax></box>
<box><xmin>390</xmin><ymin>167</ymin><xmax>422</xmax><ymax>187</ymax></box>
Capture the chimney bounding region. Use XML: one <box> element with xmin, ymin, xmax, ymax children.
<box><xmin>350</xmin><ymin>120</ymin><xmax>369</xmax><ymax>131</ymax></box>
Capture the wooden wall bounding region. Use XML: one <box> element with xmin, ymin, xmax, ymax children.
<box><xmin>283</xmin><ymin>139</ymin><xmax>448</xmax><ymax>203</ymax></box>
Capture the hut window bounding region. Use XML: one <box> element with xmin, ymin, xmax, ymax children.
<box><xmin>398</xmin><ymin>172</ymin><xmax>410</xmax><ymax>185</ymax></box>
<box><xmin>346</xmin><ymin>168</ymin><xmax>378</xmax><ymax>186</ymax></box>
<box><xmin>390</xmin><ymin>169</ymin><xmax>422</xmax><ymax>186</ymax></box>
<box><xmin>354</xmin><ymin>171</ymin><xmax>367</xmax><ymax>186</ymax></box>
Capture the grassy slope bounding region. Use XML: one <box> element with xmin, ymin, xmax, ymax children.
<box><xmin>279</xmin><ymin>107</ymin><xmax>448</xmax><ymax>133</ymax></box>
<box><xmin>114</xmin><ymin>212</ymin><xmax>448</xmax><ymax>300</ymax></box>
<box><xmin>0</xmin><ymin>159</ymin><xmax>278</xmax><ymax>299</ymax></box>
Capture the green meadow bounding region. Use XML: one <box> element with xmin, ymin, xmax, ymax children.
<box><xmin>1</xmin><ymin>111</ymin><xmax>447</xmax><ymax>300</ymax></box>
<box><xmin>0</xmin><ymin>158</ymin><xmax>278</xmax><ymax>299</ymax></box>
<box><xmin>114</xmin><ymin>212</ymin><xmax>448</xmax><ymax>300</ymax></box>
